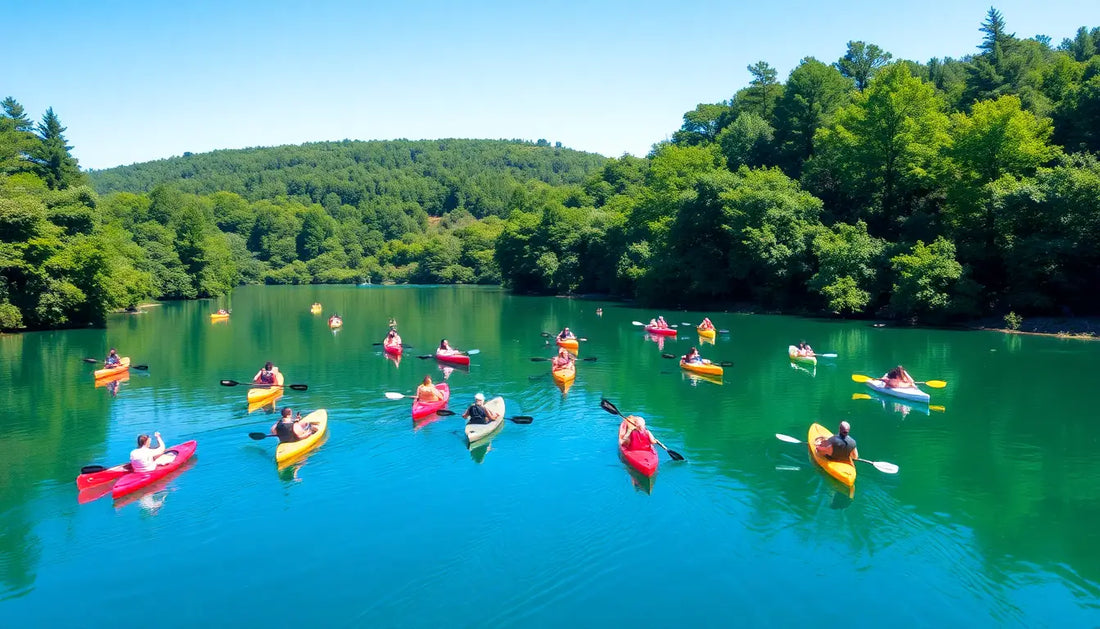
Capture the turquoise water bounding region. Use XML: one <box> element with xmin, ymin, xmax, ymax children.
<box><xmin>1</xmin><ymin>285</ymin><xmax>1098</xmax><ymax>625</ymax></box>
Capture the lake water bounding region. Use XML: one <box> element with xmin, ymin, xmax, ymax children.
<box><xmin>2</xmin><ymin>285</ymin><xmax>1098</xmax><ymax>626</ymax></box>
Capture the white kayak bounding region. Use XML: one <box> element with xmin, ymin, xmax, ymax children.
<box><xmin>865</xmin><ymin>378</ymin><xmax>930</xmax><ymax>403</ymax></box>
<box><xmin>465</xmin><ymin>397</ymin><xmax>505</xmax><ymax>445</ymax></box>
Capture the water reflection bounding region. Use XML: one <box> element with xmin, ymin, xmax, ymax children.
<box><xmin>789</xmin><ymin>361</ymin><xmax>816</xmax><ymax>378</ymax></box>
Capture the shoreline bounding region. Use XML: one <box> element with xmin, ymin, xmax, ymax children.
<box><xmin>966</xmin><ymin>316</ymin><xmax>1099</xmax><ymax>340</ymax></box>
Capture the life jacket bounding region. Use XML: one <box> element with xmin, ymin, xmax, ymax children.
<box><xmin>259</xmin><ymin>370</ymin><xmax>275</xmax><ymax>384</ymax></box>
<box><xmin>275</xmin><ymin>420</ymin><xmax>299</xmax><ymax>443</ymax></box>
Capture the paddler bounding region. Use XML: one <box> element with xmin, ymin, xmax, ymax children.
<box><xmin>551</xmin><ymin>348</ymin><xmax>574</xmax><ymax>369</ymax></box>
<box><xmin>796</xmin><ymin>341</ymin><xmax>814</xmax><ymax>357</ymax></box>
<box><xmin>129</xmin><ymin>432</ymin><xmax>176</xmax><ymax>472</ymax></box>
<box><xmin>386</xmin><ymin>328</ymin><xmax>402</xmax><ymax>347</ymax></box>
<box><xmin>682</xmin><ymin>347</ymin><xmax>707</xmax><ymax>364</ymax></box>
<box><xmin>698</xmin><ymin>317</ymin><xmax>714</xmax><ymax>330</ymax></box>
<box><xmin>105</xmin><ymin>348</ymin><xmax>122</xmax><ymax>368</ymax></box>
<box><xmin>881</xmin><ymin>365</ymin><xmax>915</xmax><ymax>389</ymax></box>
<box><xmin>270</xmin><ymin>407</ymin><xmax>315</xmax><ymax>443</ymax></box>
<box><xmin>463</xmin><ymin>393</ymin><xmax>499</xmax><ymax>425</ymax></box>
<box><xmin>619</xmin><ymin>415</ymin><xmax>656</xmax><ymax>451</ymax></box>
<box><xmin>415</xmin><ymin>375</ymin><xmax>444</xmax><ymax>402</ymax></box>
<box><xmin>557</xmin><ymin>327</ymin><xmax>575</xmax><ymax>340</ymax></box>
<box><xmin>439</xmin><ymin>339</ymin><xmax>458</xmax><ymax>354</ymax></box>
<box><xmin>253</xmin><ymin>361</ymin><xmax>278</xmax><ymax>386</ymax></box>
<box><xmin>814</xmin><ymin>421</ymin><xmax>858</xmax><ymax>462</ymax></box>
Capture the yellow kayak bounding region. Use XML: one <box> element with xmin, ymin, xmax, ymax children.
<box><xmin>210</xmin><ymin>312</ymin><xmax>230</xmax><ymax>321</ymax></box>
<box><xmin>552</xmin><ymin>361</ymin><xmax>576</xmax><ymax>385</ymax></box>
<box><xmin>808</xmin><ymin>423</ymin><xmax>855</xmax><ymax>487</ymax></box>
<box><xmin>94</xmin><ymin>357</ymin><xmax>130</xmax><ymax>380</ymax></box>
<box><xmin>310</xmin><ymin>303</ymin><xmax>322</xmax><ymax>314</ymax></box>
<box><xmin>680</xmin><ymin>359</ymin><xmax>723</xmax><ymax>376</ymax></box>
<box><xmin>276</xmin><ymin>409</ymin><xmax>328</xmax><ymax>465</ymax></box>
<box><xmin>247</xmin><ymin>370</ymin><xmax>284</xmax><ymax>405</ymax></box>
<box><xmin>697</xmin><ymin>327</ymin><xmax>716</xmax><ymax>339</ymax></box>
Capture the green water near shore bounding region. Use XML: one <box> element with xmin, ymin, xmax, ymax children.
<box><xmin>1</xmin><ymin>285</ymin><xmax>1097</xmax><ymax>625</ymax></box>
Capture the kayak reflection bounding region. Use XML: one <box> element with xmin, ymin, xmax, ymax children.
<box><xmin>113</xmin><ymin>458</ymin><xmax>197</xmax><ymax>512</ymax></box>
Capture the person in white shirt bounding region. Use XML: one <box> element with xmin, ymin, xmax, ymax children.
<box><xmin>129</xmin><ymin>432</ymin><xmax>176</xmax><ymax>472</ymax></box>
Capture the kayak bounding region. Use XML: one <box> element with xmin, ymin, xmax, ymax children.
<box><xmin>210</xmin><ymin>312</ymin><xmax>230</xmax><ymax>321</ymax></box>
<box><xmin>551</xmin><ymin>361</ymin><xmax>576</xmax><ymax>385</ymax></box>
<box><xmin>680</xmin><ymin>359</ymin><xmax>723</xmax><ymax>376</ymax></box>
<box><xmin>465</xmin><ymin>396</ymin><xmax>504</xmax><ymax>445</ymax></box>
<box><xmin>619</xmin><ymin>420</ymin><xmax>658</xmax><ymax>477</ymax></box>
<box><xmin>111</xmin><ymin>440</ymin><xmax>198</xmax><ymax>499</ymax></box>
<box><xmin>383</xmin><ymin>339</ymin><xmax>403</xmax><ymax>356</ymax></box>
<box><xmin>788</xmin><ymin>346</ymin><xmax>817</xmax><ymax>366</ymax></box>
<box><xmin>329</xmin><ymin>318</ymin><xmax>343</xmax><ymax>329</ymax></box>
<box><xmin>645</xmin><ymin>325</ymin><xmax>677</xmax><ymax>337</ymax></box>
<box><xmin>697</xmin><ymin>327</ymin><xmax>716</xmax><ymax>339</ymax></box>
<box><xmin>556</xmin><ymin>338</ymin><xmax>579</xmax><ymax>352</ymax></box>
<box><xmin>94</xmin><ymin>357</ymin><xmax>130</xmax><ymax>380</ymax></box>
<box><xmin>247</xmin><ymin>370</ymin><xmax>284</xmax><ymax>405</ymax></box>
<box><xmin>865</xmin><ymin>378</ymin><xmax>930</xmax><ymax>403</ymax></box>
<box><xmin>436</xmin><ymin>350</ymin><xmax>471</xmax><ymax>366</ymax></box>
<box><xmin>275</xmin><ymin>409</ymin><xmax>328</xmax><ymax>465</ymax></box>
<box><xmin>411</xmin><ymin>383</ymin><xmax>450</xmax><ymax>419</ymax></box>
<box><xmin>808</xmin><ymin>423</ymin><xmax>855</xmax><ymax>487</ymax></box>
<box><xmin>76</xmin><ymin>462</ymin><xmax>132</xmax><ymax>491</ymax></box>
<box><xmin>310</xmin><ymin>303</ymin><xmax>322</xmax><ymax>314</ymax></box>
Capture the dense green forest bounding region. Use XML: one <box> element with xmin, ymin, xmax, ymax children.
<box><xmin>4</xmin><ymin>9</ymin><xmax>1100</xmax><ymax>331</ymax></box>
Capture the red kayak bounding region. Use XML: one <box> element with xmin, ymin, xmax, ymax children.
<box><xmin>620</xmin><ymin>442</ymin><xmax>659</xmax><ymax>477</ymax></box>
<box><xmin>645</xmin><ymin>326</ymin><xmax>677</xmax><ymax>337</ymax></box>
<box><xmin>111</xmin><ymin>441</ymin><xmax>198</xmax><ymax>499</ymax></box>
<box><xmin>383</xmin><ymin>340</ymin><xmax>403</xmax><ymax>356</ymax></box>
<box><xmin>435</xmin><ymin>350</ymin><xmax>471</xmax><ymax>366</ymax></box>
<box><xmin>76</xmin><ymin>462</ymin><xmax>132</xmax><ymax>491</ymax></box>
<box><xmin>412</xmin><ymin>383</ymin><xmax>450</xmax><ymax>419</ymax></box>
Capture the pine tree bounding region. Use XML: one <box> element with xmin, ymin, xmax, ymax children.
<box><xmin>31</xmin><ymin>107</ymin><xmax>82</xmax><ymax>189</ymax></box>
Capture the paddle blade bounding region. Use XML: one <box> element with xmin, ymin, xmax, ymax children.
<box><xmin>851</xmin><ymin>374</ymin><xmax>872</xmax><ymax>383</ymax></box>
<box><xmin>509</xmin><ymin>415</ymin><xmax>533</xmax><ymax>424</ymax></box>
<box><xmin>775</xmin><ymin>433</ymin><xmax>802</xmax><ymax>444</ymax></box>
<box><xmin>599</xmin><ymin>398</ymin><xmax>622</xmax><ymax>416</ymax></box>
<box><xmin>288</xmin><ymin>384</ymin><xmax>309</xmax><ymax>391</ymax></box>
<box><xmin>681</xmin><ymin>322</ymin><xmax>693</xmax><ymax>326</ymax></box>
<box><xmin>851</xmin><ymin>393</ymin><xmax>873</xmax><ymax>400</ymax></box>
<box><xmin>220</xmin><ymin>379</ymin><xmax>241</xmax><ymax>387</ymax></box>
<box><xmin>581</xmin><ymin>356</ymin><xmax>598</xmax><ymax>361</ymax></box>
<box><xmin>870</xmin><ymin>460</ymin><xmax>899</xmax><ymax>474</ymax></box>
<box><xmin>540</xmin><ymin>332</ymin><xmax>551</xmax><ymax>337</ymax></box>
<box><xmin>82</xmin><ymin>357</ymin><xmax>99</xmax><ymax>364</ymax></box>
<box><xmin>924</xmin><ymin>379</ymin><xmax>947</xmax><ymax>389</ymax></box>
<box><xmin>435</xmin><ymin>409</ymin><xmax>456</xmax><ymax>417</ymax></box>
<box><xmin>466</xmin><ymin>349</ymin><xmax>480</xmax><ymax>355</ymax></box>
<box><xmin>930</xmin><ymin>405</ymin><xmax>946</xmax><ymax>412</ymax></box>
<box><xmin>384</xmin><ymin>392</ymin><xmax>406</xmax><ymax>400</ymax></box>
<box><xmin>631</xmin><ymin>321</ymin><xmax>644</xmax><ymax>326</ymax></box>
<box><xmin>718</xmin><ymin>329</ymin><xmax>729</xmax><ymax>334</ymax></box>
<box><xmin>248</xmin><ymin>432</ymin><xmax>272</xmax><ymax>440</ymax></box>
<box><xmin>665</xmin><ymin>448</ymin><xmax>685</xmax><ymax>461</ymax></box>
<box><xmin>132</xmin><ymin>364</ymin><xmax>149</xmax><ymax>370</ymax></box>
<box><xmin>530</xmin><ymin>357</ymin><xmax>551</xmax><ymax>362</ymax></box>
<box><xmin>661</xmin><ymin>353</ymin><xmax>676</xmax><ymax>359</ymax></box>
<box><xmin>80</xmin><ymin>464</ymin><xmax>106</xmax><ymax>474</ymax></box>
<box><xmin>818</xmin><ymin>353</ymin><xmax>838</xmax><ymax>358</ymax></box>
<box><xmin>718</xmin><ymin>361</ymin><xmax>734</xmax><ymax>367</ymax></box>
<box><xmin>417</xmin><ymin>355</ymin><xmax>433</xmax><ymax>359</ymax></box>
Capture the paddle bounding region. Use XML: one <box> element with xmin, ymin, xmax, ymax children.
<box><xmin>851</xmin><ymin>374</ymin><xmax>947</xmax><ymax>388</ymax></box>
<box><xmin>83</xmin><ymin>358</ymin><xmax>149</xmax><ymax>370</ymax></box>
<box><xmin>219</xmin><ymin>379</ymin><xmax>309</xmax><ymax>391</ymax></box>
<box><xmin>661</xmin><ymin>353</ymin><xmax>732</xmax><ymax>367</ymax></box>
<box><xmin>599</xmin><ymin>398</ymin><xmax>685</xmax><ymax>461</ymax></box>
<box><xmin>434</xmin><ymin>407</ymin><xmax>533</xmax><ymax>423</ymax></box>
<box><xmin>419</xmin><ymin>349</ymin><xmax>480</xmax><ymax>359</ymax></box>
<box><xmin>530</xmin><ymin>356</ymin><xmax>598</xmax><ymax>362</ymax></box>
<box><xmin>851</xmin><ymin>392</ymin><xmax>945</xmax><ymax>412</ymax></box>
<box><xmin>813</xmin><ymin>352</ymin><xmax>838</xmax><ymax>358</ymax></box>
<box><xmin>774</xmin><ymin>433</ymin><xmax>899</xmax><ymax>474</ymax></box>
<box><xmin>540</xmin><ymin>332</ymin><xmax>588</xmax><ymax>341</ymax></box>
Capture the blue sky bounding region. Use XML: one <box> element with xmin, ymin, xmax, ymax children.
<box><xmin>6</xmin><ymin>1</ymin><xmax>1098</xmax><ymax>169</ymax></box>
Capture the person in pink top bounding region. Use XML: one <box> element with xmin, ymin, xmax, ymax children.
<box><xmin>619</xmin><ymin>416</ymin><xmax>655</xmax><ymax>451</ymax></box>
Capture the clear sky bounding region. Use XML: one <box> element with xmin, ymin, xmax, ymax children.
<box><xmin>5</xmin><ymin>0</ymin><xmax>1098</xmax><ymax>169</ymax></box>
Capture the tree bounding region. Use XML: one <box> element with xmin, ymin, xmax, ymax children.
<box><xmin>716</xmin><ymin>112</ymin><xmax>775</xmax><ymax>171</ymax></box>
<box><xmin>835</xmin><ymin>41</ymin><xmax>892</xmax><ymax>91</ymax></box>
<box><xmin>978</xmin><ymin>7</ymin><xmax>1014</xmax><ymax>62</ymax></box>
<box><xmin>773</xmin><ymin>57</ymin><xmax>851</xmax><ymax>174</ymax></box>
<box><xmin>0</xmin><ymin>97</ymin><xmax>38</xmax><ymax>176</ymax></box>
<box><xmin>809</xmin><ymin>220</ymin><xmax>886</xmax><ymax>314</ymax></box>
<box><xmin>672</xmin><ymin>103</ymin><xmax>734</xmax><ymax>146</ymax></box>
<box><xmin>747</xmin><ymin>61</ymin><xmax>780</xmax><ymax>118</ymax></box>
<box><xmin>30</xmin><ymin>108</ymin><xmax>82</xmax><ymax>190</ymax></box>
<box><xmin>948</xmin><ymin>95</ymin><xmax>1059</xmax><ymax>186</ymax></box>
<box><xmin>890</xmin><ymin>237</ymin><xmax>973</xmax><ymax>320</ymax></box>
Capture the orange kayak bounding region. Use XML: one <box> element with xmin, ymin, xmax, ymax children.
<box><xmin>94</xmin><ymin>357</ymin><xmax>130</xmax><ymax>380</ymax></box>
<box><xmin>552</xmin><ymin>360</ymin><xmax>576</xmax><ymax>385</ymax></box>
<box><xmin>247</xmin><ymin>370</ymin><xmax>284</xmax><ymax>405</ymax></box>
<box><xmin>556</xmin><ymin>338</ymin><xmax>579</xmax><ymax>352</ymax></box>
<box><xmin>808</xmin><ymin>423</ymin><xmax>855</xmax><ymax>487</ymax></box>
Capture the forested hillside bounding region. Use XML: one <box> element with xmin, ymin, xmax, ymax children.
<box><xmin>495</xmin><ymin>10</ymin><xmax>1100</xmax><ymax>321</ymax></box>
<box><xmin>5</xmin><ymin>8</ymin><xmax>1100</xmax><ymax>331</ymax></box>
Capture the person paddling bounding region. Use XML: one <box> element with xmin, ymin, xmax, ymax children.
<box><xmin>415</xmin><ymin>375</ymin><xmax>444</xmax><ymax>403</ymax></box>
<box><xmin>463</xmin><ymin>393</ymin><xmax>499</xmax><ymax>425</ymax></box>
<box><xmin>270</xmin><ymin>407</ymin><xmax>314</xmax><ymax>443</ymax></box>
<box><xmin>551</xmin><ymin>348</ymin><xmax>574</xmax><ymax>369</ymax></box>
<box><xmin>682</xmin><ymin>346</ymin><xmax>707</xmax><ymax>364</ymax></box>
<box><xmin>881</xmin><ymin>365</ymin><xmax>915</xmax><ymax>389</ymax></box>
<box><xmin>698</xmin><ymin>317</ymin><xmax>714</xmax><ymax>330</ymax></box>
<box><xmin>253</xmin><ymin>361</ymin><xmax>278</xmax><ymax>386</ymax></box>
<box><xmin>386</xmin><ymin>328</ymin><xmax>402</xmax><ymax>347</ymax></box>
<box><xmin>557</xmin><ymin>327</ymin><xmax>575</xmax><ymax>340</ymax></box>
<box><xmin>105</xmin><ymin>348</ymin><xmax>122</xmax><ymax>368</ymax></box>
<box><xmin>130</xmin><ymin>432</ymin><xmax>177</xmax><ymax>472</ymax></box>
<box><xmin>619</xmin><ymin>415</ymin><xmax>656</xmax><ymax>451</ymax></box>
<box><xmin>796</xmin><ymin>341</ymin><xmax>814</xmax><ymax>357</ymax></box>
<box><xmin>438</xmin><ymin>339</ymin><xmax>460</xmax><ymax>355</ymax></box>
<box><xmin>814</xmin><ymin>421</ymin><xmax>858</xmax><ymax>463</ymax></box>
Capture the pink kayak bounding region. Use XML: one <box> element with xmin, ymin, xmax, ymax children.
<box><xmin>383</xmin><ymin>340</ymin><xmax>403</xmax><ymax>356</ymax></box>
<box><xmin>645</xmin><ymin>326</ymin><xmax>677</xmax><ymax>337</ymax></box>
<box><xmin>435</xmin><ymin>350</ymin><xmax>471</xmax><ymax>366</ymax></box>
<box><xmin>412</xmin><ymin>383</ymin><xmax>450</xmax><ymax>419</ymax></box>
<box><xmin>111</xmin><ymin>440</ymin><xmax>198</xmax><ymax>499</ymax></box>
<box><xmin>76</xmin><ymin>462</ymin><xmax>132</xmax><ymax>491</ymax></box>
<box><xmin>620</xmin><ymin>442</ymin><xmax>659</xmax><ymax>477</ymax></box>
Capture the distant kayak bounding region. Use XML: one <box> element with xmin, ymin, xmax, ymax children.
<box><xmin>310</xmin><ymin>303</ymin><xmax>322</xmax><ymax>314</ymax></box>
<box><xmin>436</xmin><ymin>350</ymin><xmax>470</xmax><ymax>366</ymax></box>
<box><xmin>865</xmin><ymin>378</ymin><xmax>930</xmax><ymax>403</ymax></box>
<box><xmin>276</xmin><ymin>409</ymin><xmax>328</xmax><ymax>465</ymax></box>
<box><xmin>788</xmin><ymin>346</ymin><xmax>817</xmax><ymax>366</ymax></box>
<box><xmin>412</xmin><ymin>383</ymin><xmax>450</xmax><ymax>420</ymax></box>
<box><xmin>247</xmin><ymin>370</ymin><xmax>284</xmax><ymax>405</ymax></box>
<box><xmin>383</xmin><ymin>339</ymin><xmax>403</xmax><ymax>356</ymax></box>
<box><xmin>465</xmin><ymin>396</ymin><xmax>504</xmax><ymax>445</ymax></box>
<box><xmin>112</xmin><ymin>440</ymin><xmax>198</xmax><ymax>499</ymax></box>
<box><xmin>94</xmin><ymin>357</ymin><xmax>130</xmax><ymax>380</ymax></box>
<box><xmin>645</xmin><ymin>326</ymin><xmax>677</xmax><ymax>337</ymax></box>
<box><xmin>329</xmin><ymin>317</ymin><xmax>343</xmax><ymax>329</ymax></box>
<box><xmin>210</xmin><ymin>312</ymin><xmax>230</xmax><ymax>321</ymax></box>
<box><xmin>697</xmin><ymin>327</ymin><xmax>716</xmax><ymax>339</ymax></box>
<box><xmin>808</xmin><ymin>423</ymin><xmax>855</xmax><ymax>487</ymax></box>
<box><xmin>680</xmin><ymin>359</ymin><xmax>723</xmax><ymax>376</ymax></box>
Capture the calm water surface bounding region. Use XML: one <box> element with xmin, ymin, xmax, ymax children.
<box><xmin>2</xmin><ymin>286</ymin><xmax>1098</xmax><ymax>626</ymax></box>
